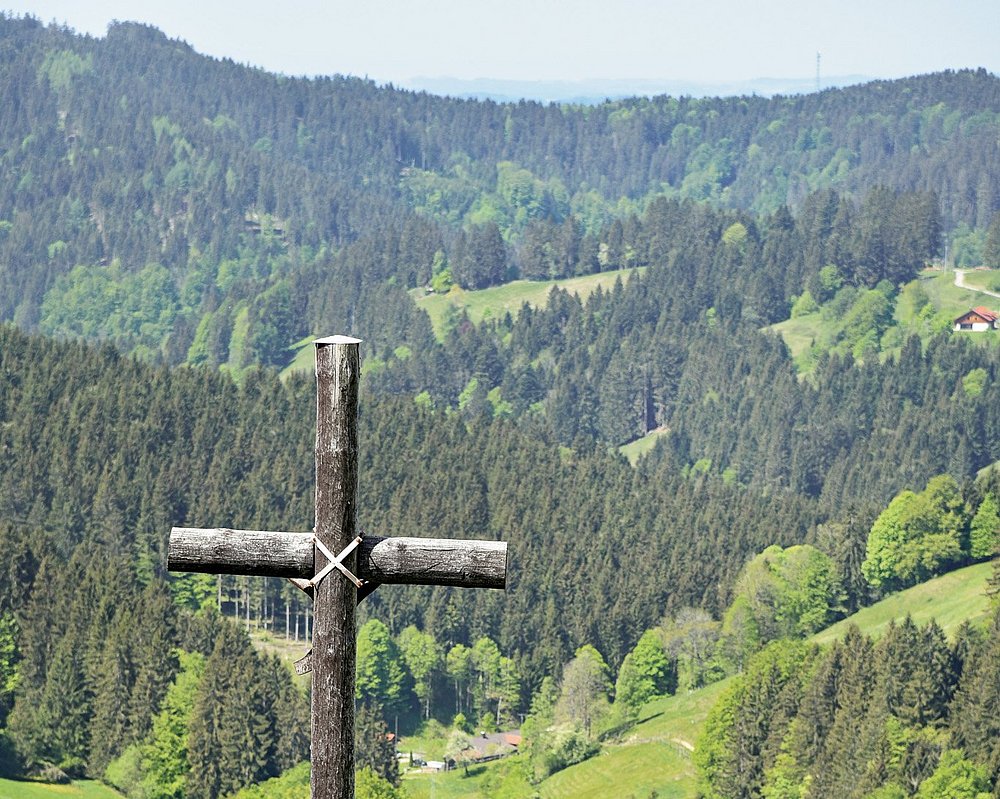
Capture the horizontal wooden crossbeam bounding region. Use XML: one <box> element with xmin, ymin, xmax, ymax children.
<box><xmin>168</xmin><ymin>527</ymin><xmax>507</xmax><ymax>589</ymax></box>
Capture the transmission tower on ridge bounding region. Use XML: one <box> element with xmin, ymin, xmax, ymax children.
<box><xmin>816</xmin><ymin>52</ymin><xmax>821</xmax><ymax>93</ymax></box>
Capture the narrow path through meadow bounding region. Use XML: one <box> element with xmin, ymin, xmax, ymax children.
<box><xmin>954</xmin><ymin>269</ymin><xmax>1000</xmax><ymax>300</ymax></box>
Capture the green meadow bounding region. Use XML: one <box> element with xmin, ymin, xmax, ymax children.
<box><xmin>403</xmin><ymin>559</ymin><xmax>995</xmax><ymax>799</ymax></box>
<box><xmin>413</xmin><ymin>269</ymin><xmax>646</xmax><ymax>341</ymax></box>
<box><xmin>772</xmin><ymin>268</ymin><xmax>1000</xmax><ymax>372</ymax></box>
<box><xmin>0</xmin><ymin>779</ymin><xmax>122</xmax><ymax>799</ymax></box>
<box><xmin>812</xmin><ymin>560</ymin><xmax>994</xmax><ymax>645</ymax></box>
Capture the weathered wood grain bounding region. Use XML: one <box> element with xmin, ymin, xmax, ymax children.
<box><xmin>168</xmin><ymin>528</ymin><xmax>314</xmax><ymax>577</ymax></box>
<box><xmin>168</xmin><ymin>529</ymin><xmax>508</xmax><ymax>589</ymax></box>
<box><xmin>312</xmin><ymin>336</ymin><xmax>360</xmax><ymax>799</ymax></box>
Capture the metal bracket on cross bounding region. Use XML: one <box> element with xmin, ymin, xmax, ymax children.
<box><xmin>310</xmin><ymin>535</ymin><xmax>365</xmax><ymax>589</ymax></box>
<box><xmin>285</xmin><ymin>533</ymin><xmax>381</xmax><ymax>603</ymax></box>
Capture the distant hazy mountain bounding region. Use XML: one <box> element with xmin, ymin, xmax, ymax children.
<box><xmin>402</xmin><ymin>75</ymin><xmax>874</xmax><ymax>103</ymax></box>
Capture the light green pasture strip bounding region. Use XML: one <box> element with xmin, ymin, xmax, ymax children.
<box><xmin>416</xmin><ymin>268</ymin><xmax>646</xmax><ymax>340</ymax></box>
<box><xmin>0</xmin><ymin>779</ymin><xmax>123</xmax><ymax>799</ymax></box>
<box><xmin>280</xmin><ymin>335</ymin><xmax>319</xmax><ymax>379</ymax></box>
<box><xmin>920</xmin><ymin>270</ymin><xmax>986</xmax><ymax>316</ymax></box>
<box><xmin>812</xmin><ymin>560</ymin><xmax>994</xmax><ymax>645</ymax></box>
<box><xmin>403</xmin><ymin>757</ymin><xmax>531</xmax><ymax>799</ymax></box>
<box><xmin>619</xmin><ymin>427</ymin><xmax>669</xmax><ymax>465</ymax></box>
<box><xmin>540</xmin><ymin>742</ymin><xmax>694</xmax><ymax>799</ymax></box>
<box><xmin>957</xmin><ymin>268</ymin><xmax>1000</xmax><ymax>293</ymax></box>
<box><xmin>626</xmin><ymin>679</ymin><xmax>730</xmax><ymax>748</ymax></box>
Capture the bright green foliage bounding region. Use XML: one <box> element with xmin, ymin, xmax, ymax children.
<box><xmin>445</xmin><ymin>644</ymin><xmax>472</xmax><ymax>717</ymax></box>
<box><xmin>230</xmin><ymin>761</ymin><xmax>309</xmax><ymax>799</ymax></box>
<box><xmin>527</xmin><ymin>726</ymin><xmax>600</xmax><ymax>783</ymax></box>
<box><xmin>459</xmin><ymin>636</ymin><xmax>519</xmax><ymax>728</ymax></box>
<box><xmin>614</xmin><ymin>629</ymin><xmax>674</xmax><ymax>716</ymax></box>
<box><xmin>356</xmin><ymin>620</ymin><xmax>408</xmax><ymax>712</ymax></box>
<box><xmin>731</xmin><ymin>544</ymin><xmax>843</xmax><ymax>642</ymax></box>
<box><xmin>761</xmin><ymin>749</ymin><xmax>811</xmax><ymax>799</ymax></box>
<box><xmin>429</xmin><ymin>266</ymin><xmax>453</xmax><ymax>293</ymax></box>
<box><xmin>661</xmin><ymin>607</ymin><xmax>722</xmax><ymax>691</ymax></box>
<box><xmin>398</xmin><ymin>626</ymin><xmax>440</xmax><ymax>720</ymax></box>
<box><xmin>471</xmin><ymin>637</ymin><xmax>502</xmax><ymax>725</ymax></box>
<box><xmin>137</xmin><ymin>650</ymin><xmax>205</xmax><ymax>799</ymax></box>
<box><xmin>790</xmin><ymin>290</ymin><xmax>819</xmax><ymax>318</ymax></box>
<box><xmin>969</xmin><ymin>493</ymin><xmax>1000</xmax><ymax>560</ymax></box>
<box><xmin>862</xmin><ymin>475</ymin><xmax>968</xmax><ymax>591</ymax></box>
<box><xmin>554</xmin><ymin>645</ymin><xmax>611</xmax><ymax>738</ymax></box>
<box><xmin>103</xmin><ymin>744</ymin><xmax>144</xmax><ymax>795</ymax></box>
<box><xmin>962</xmin><ymin>368</ymin><xmax>988</xmax><ymax>399</ymax></box>
<box><xmin>718</xmin><ymin>596</ymin><xmax>761</xmax><ymax>674</ymax></box>
<box><xmin>495</xmin><ymin>656</ymin><xmax>522</xmax><ymax>728</ymax></box>
<box><xmin>865</xmin><ymin>783</ymin><xmax>907</xmax><ymax>798</ymax></box>
<box><xmin>39</xmin><ymin>49</ymin><xmax>92</xmax><ymax>92</ymax></box>
<box><xmin>696</xmin><ymin>640</ymin><xmax>814</xmax><ymax>799</ymax></box>
<box><xmin>356</xmin><ymin>766</ymin><xmax>406</xmax><ymax>799</ymax></box>
<box><xmin>840</xmin><ymin>288</ymin><xmax>894</xmax><ymax>359</ymax></box>
<box><xmin>39</xmin><ymin>262</ymin><xmax>180</xmax><ymax>355</ymax></box>
<box><xmin>816</xmin><ymin>264</ymin><xmax>843</xmax><ymax>301</ymax></box>
<box><xmin>721</xmin><ymin>222</ymin><xmax>749</xmax><ymax>250</ymax></box>
<box><xmin>168</xmin><ymin>572</ymin><xmax>217</xmax><ymax>611</ymax></box>
<box><xmin>914</xmin><ymin>749</ymin><xmax>991</xmax><ymax>799</ymax></box>
<box><xmin>0</xmin><ymin>613</ymin><xmax>17</xmax><ymax>724</ymax></box>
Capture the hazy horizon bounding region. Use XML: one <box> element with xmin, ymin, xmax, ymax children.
<box><xmin>1</xmin><ymin>0</ymin><xmax>997</xmax><ymax>97</ymax></box>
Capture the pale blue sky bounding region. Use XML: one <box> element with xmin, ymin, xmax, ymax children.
<box><xmin>2</xmin><ymin>0</ymin><xmax>998</xmax><ymax>84</ymax></box>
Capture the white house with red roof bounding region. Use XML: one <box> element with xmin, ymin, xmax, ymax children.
<box><xmin>954</xmin><ymin>306</ymin><xmax>999</xmax><ymax>332</ymax></box>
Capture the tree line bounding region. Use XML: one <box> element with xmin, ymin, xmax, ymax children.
<box><xmin>696</xmin><ymin>608</ymin><xmax>1000</xmax><ymax>799</ymax></box>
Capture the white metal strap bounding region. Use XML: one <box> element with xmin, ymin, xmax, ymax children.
<box><xmin>309</xmin><ymin>535</ymin><xmax>365</xmax><ymax>588</ymax></box>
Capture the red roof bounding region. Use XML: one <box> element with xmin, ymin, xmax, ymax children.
<box><xmin>972</xmin><ymin>306</ymin><xmax>998</xmax><ymax>323</ymax></box>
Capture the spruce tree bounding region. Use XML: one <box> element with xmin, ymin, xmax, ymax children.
<box><xmin>355</xmin><ymin>701</ymin><xmax>399</xmax><ymax>786</ymax></box>
<box><xmin>88</xmin><ymin>615</ymin><xmax>135</xmax><ymax>776</ymax></box>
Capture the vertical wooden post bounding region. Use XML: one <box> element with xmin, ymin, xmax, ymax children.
<box><xmin>311</xmin><ymin>335</ymin><xmax>362</xmax><ymax>799</ymax></box>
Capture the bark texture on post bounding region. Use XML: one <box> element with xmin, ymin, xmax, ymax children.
<box><xmin>312</xmin><ymin>335</ymin><xmax>361</xmax><ymax>799</ymax></box>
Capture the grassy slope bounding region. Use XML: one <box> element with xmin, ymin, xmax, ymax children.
<box><xmin>280</xmin><ymin>335</ymin><xmax>319</xmax><ymax>379</ymax></box>
<box><xmin>456</xmin><ymin>561</ymin><xmax>992</xmax><ymax>799</ymax></box>
<box><xmin>0</xmin><ymin>779</ymin><xmax>122</xmax><ymax>799</ymax></box>
<box><xmin>539</xmin><ymin>681</ymin><xmax>729</xmax><ymax>799</ymax></box>
<box><xmin>812</xmin><ymin>559</ymin><xmax>994</xmax><ymax>645</ymax></box>
<box><xmin>414</xmin><ymin>269</ymin><xmax>646</xmax><ymax>342</ymax></box>
<box><xmin>772</xmin><ymin>269</ymin><xmax>1000</xmax><ymax>371</ymax></box>
<box><xmin>278</xmin><ymin>268</ymin><xmax>646</xmax><ymax>378</ymax></box>
<box><xmin>618</xmin><ymin>427</ymin><xmax>669</xmax><ymax>465</ymax></box>
<box><xmin>960</xmin><ymin>269</ymin><xmax>1000</xmax><ymax>293</ymax></box>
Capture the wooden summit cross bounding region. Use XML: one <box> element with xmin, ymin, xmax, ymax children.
<box><xmin>167</xmin><ymin>336</ymin><xmax>508</xmax><ymax>799</ymax></box>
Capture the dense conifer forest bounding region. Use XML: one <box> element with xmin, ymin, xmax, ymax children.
<box><xmin>1</xmin><ymin>13</ymin><xmax>1000</xmax><ymax>798</ymax></box>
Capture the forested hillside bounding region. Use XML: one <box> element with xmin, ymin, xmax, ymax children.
<box><xmin>1</xmin><ymin>319</ymin><xmax>999</xmax><ymax>791</ymax></box>
<box><xmin>698</xmin><ymin>611</ymin><xmax>1000</xmax><ymax>799</ymax></box>
<box><xmin>3</xmin><ymin>14</ymin><xmax>1000</xmax><ymax>798</ymax></box>
<box><xmin>1</xmin><ymin>14</ymin><xmax>998</xmax><ymax>374</ymax></box>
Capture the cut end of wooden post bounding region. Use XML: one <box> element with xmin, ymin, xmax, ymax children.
<box><xmin>314</xmin><ymin>335</ymin><xmax>363</xmax><ymax>346</ymax></box>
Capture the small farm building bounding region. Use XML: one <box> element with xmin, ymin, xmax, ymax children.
<box><xmin>954</xmin><ymin>307</ymin><xmax>999</xmax><ymax>332</ymax></box>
